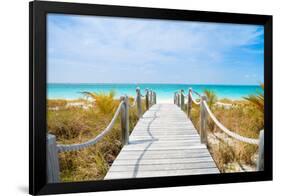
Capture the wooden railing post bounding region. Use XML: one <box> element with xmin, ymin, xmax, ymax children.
<box><xmin>187</xmin><ymin>88</ymin><xmax>192</xmax><ymax>118</ymax></box>
<box><xmin>136</xmin><ymin>87</ymin><xmax>142</xmax><ymax>118</ymax></box>
<box><xmin>180</xmin><ymin>90</ymin><xmax>185</xmax><ymax>110</ymax></box>
<box><xmin>145</xmin><ymin>89</ymin><xmax>149</xmax><ymax>110</ymax></box>
<box><xmin>176</xmin><ymin>93</ymin><xmax>179</xmax><ymax>107</ymax></box>
<box><xmin>120</xmin><ymin>96</ymin><xmax>129</xmax><ymax>145</ymax></box>
<box><xmin>148</xmin><ymin>90</ymin><xmax>150</xmax><ymax>107</ymax></box>
<box><xmin>149</xmin><ymin>90</ymin><xmax>153</xmax><ymax>106</ymax></box>
<box><xmin>257</xmin><ymin>130</ymin><xmax>264</xmax><ymax>171</ymax></box>
<box><xmin>200</xmin><ymin>96</ymin><xmax>207</xmax><ymax>144</ymax></box>
<box><xmin>153</xmin><ymin>91</ymin><xmax>156</xmax><ymax>104</ymax></box>
<box><xmin>47</xmin><ymin>134</ymin><xmax>60</xmax><ymax>183</ymax></box>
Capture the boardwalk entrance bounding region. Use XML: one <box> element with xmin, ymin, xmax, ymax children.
<box><xmin>47</xmin><ymin>88</ymin><xmax>263</xmax><ymax>183</ymax></box>
<box><xmin>105</xmin><ymin>104</ymin><xmax>219</xmax><ymax>179</ymax></box>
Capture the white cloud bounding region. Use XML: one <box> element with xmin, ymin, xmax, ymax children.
<box><xmin>47</xmin><ymin>14</ymin><xmax>264</xmax><ymax>85</ymax></box>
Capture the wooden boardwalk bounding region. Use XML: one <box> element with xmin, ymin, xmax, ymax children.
<box><xmin>105</xmin><ymin>103</ymin><xmax>219</xmax><ymax>179</ymax></box>
<box><xmin>47</xmin><ymin>89</ymin><xmax>263</xmax><ymax>183</ymax></box>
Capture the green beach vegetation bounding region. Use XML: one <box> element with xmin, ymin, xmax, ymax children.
<box><xmin>47</xmin><ymin>91</ymin><xmax>146</xmax><ymax>182</ymax></box>
<box><xmin>189</xmin><ymin>86</ymin><xmax>264</xmax><ymax>172</ymax></box>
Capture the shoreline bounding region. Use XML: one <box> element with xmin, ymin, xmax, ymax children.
<box><xmin>47</xmin><ymin>97</ymin><xmax>247</xmax><ymax>111</ymax></box>
<box><xmin>47</xmin><ymin>97</ymin><xmax>245</xmax><ymax>102</ymax></box>
<box><xmin>47</xmin><ymin>83</ymin><xmax>262</xmax><ymax>102</ymax></box>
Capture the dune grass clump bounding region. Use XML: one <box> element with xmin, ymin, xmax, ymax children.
<box><xmin>211</xmin><ymin>141</ymin><xmax>235</xmax><ymax>171</ymax></box>
<box><xmin>47</xmin><ymin>99</ymin><xmax>68</xmax><ymax>108</ymax></box>
<box><xmin>243</xmin><ymin>83</ymin><xmax>264</xmax><ymax>114</ymax></box>
<box><xmin>48</xmin><ymin>108</ymin><xmax>91</xmax><ymax>140</ymax></box>
<box><xmin>47</xmin><ymin>91</ymin><xmax>144</xmax><ymax>182</ymax></box>
<box><xmin>81</xmin><ymin>91</ymin><xmax>118</xmax><ymax>114</ymax></box>
<box><xmin>204</xmin><ymin>89</ymin><xmax>217</xmax><ymax>109</ymax></box>
<box><xmin>219</xmin><ymin>98</ymin><xmax>233</xmax><ymax>104</ymax></box>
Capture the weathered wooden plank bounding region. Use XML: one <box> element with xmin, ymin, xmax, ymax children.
<box><xmin>131</xmin><ymin>129</ymin><xmax>198</xmax><ymax>132</ymax></box>
<box><xmin>129</xmin><ymin>139</ymin><xmax>201</xmax><ymax>143</ymax></box>
<box><xmin>117</xmin><ymin>148</ymin><xmax>211</xmax><ymax>155</ymax></box>
<box><xmin>122</xmin><ymin>143</ymin><xmax>203</xmax><ymax>149</ymax></box>
<box><xmin>120</xmin><ymin>145</ymin><xmax>207</xmax><ymax>151</ymax></box>
<box><xmin>121</xmin><ymin>146</ymin><xmax>206</xmax><ymax>151</ymax></box>
<box><xmin>132</xmin><ymin>128</ymin><xmax>197</xmax><ymax>132</ymax></box>
<box><xmin>130</xmin><ymin>134</ymin><xmax>199</xmax><ymax>137</ymax></box>
<box><xmin>105</xmin><ymin>168</ymin><xmax>219</xmax><ymax>179</ymax></box>
<box><xmin>130</xmin><ymin>137</ymin><xmax>201</xmax><ymax>141</ymax></box>
<box><xmin>131</xmin><ymin>134</ymin><xmax>200</xmax><ymax>138</ymax></box>
<box><xmin>131</xmin><ymin>131</ymin><xmax>198</xmax><ymax>135</ymax></box>
<box><xmin>130</xmin><ymin>133</ymin><xmax>199</xmax><ymax>136</ymax></box>
<box><xmin>111</xmin><ymin>157</ymin><xmax>214</xmax><ymax>165</ymax></box>
<box><xmin>114</xmin><ymin>151</ymin><xmax>212</xmax><ymax>160</ymax></box>
<box><xmin>108</xmin><ymin>162</ymin><xmax>217</xmax><ymax>172</ymax></box>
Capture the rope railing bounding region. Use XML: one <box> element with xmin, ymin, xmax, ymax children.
<box><xmin>174</xmin><ymin>88</ymin><xmax>264</xmax><ymax>171</ymax></box>
<box><xmin>202</xmin><ymin>101</ymin><xmax>259</xmax><ymax>145</ymax></box>
<box><xmin>47</xmin><ymin>87</ymin><xmax>157</xmax><ymax>183</ymax></box>
<box><xmin>190</xmin><ymin>92</ymin><xmax>200</xmax><ymax>105</ymax></box>
<box><xmin>57</xmin><ymin>100</ymin><xmax>125</xmax><ymax>153</ymax></box>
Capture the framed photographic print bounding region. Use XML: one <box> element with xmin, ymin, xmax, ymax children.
<box><xmin>29</xmin><ymin>1</ymin><xmax>272</xmax><ymax>195</ymax></box>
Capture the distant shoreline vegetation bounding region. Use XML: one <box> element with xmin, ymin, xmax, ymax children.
<box><xmin>47</xmin><ymin>83</ymin><xmax>263</xmax><ymax>100</ymax></box>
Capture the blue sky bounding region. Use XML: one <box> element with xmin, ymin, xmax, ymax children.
<box><xmin>47</xmin><ymin>14</ymin><xmax>264</xmax><ymax>85</ymax></box>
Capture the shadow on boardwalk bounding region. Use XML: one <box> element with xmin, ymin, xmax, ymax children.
<box><xmin>131</xmin><ymin>105</ymin><xmax>161</xmax><ymax>177</ymax></box>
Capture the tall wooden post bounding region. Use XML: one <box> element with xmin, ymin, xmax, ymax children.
<box><xmin>47</xmin><ymin>134</ymin><xmax>60</xmax><ymax>183</ymax></box>
<box><xmin>153</xmin><ymin>92</ymin><xmax>156</xmax><ymax>104</ymax></box>
<box><xmin>200</xmin><ymin>96</ymin><xmax>207</xmax><ymax>144</ymax></box>
<box><xmin>149</xmin><ymin>90</ymin><xmax>153</xmax><ymax>107</ymax></box>
<box><xmin>120</xmin><ymin>96</ymin><xmax>129</xmax><ymax>145</ymax></box>
<box><xmin>187</xmin><ymin>88</ymin><xmax>192</xmax><ymax>118</ymax></box>
<box><xmin>257</xmin><ymin>130</ymin><xmax>264</xmax><ymax>171</ymax></box>
<box><xmin>180</xmin><ymin>90</ymin><xmax>185</xmax><ymax>110</ymax></box>
<box><xmin>145</xmin><ymin>89</ymin><xmax>149</xmax><ymax>110</ymax></box>
<box><xmin>136</xmin><ymin>87</ymin><xmax>142</xmax><ymax>118</ymax></box>
<box><xmin>176</xmin><ymin>93</ymin><xmax>179</xmax><ymax>107</ymax></box>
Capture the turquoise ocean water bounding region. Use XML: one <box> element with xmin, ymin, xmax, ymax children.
<box><xmin>47</xmin><ymin>83</ymin><xmax>262</xmax><ymax>101</ymax></box>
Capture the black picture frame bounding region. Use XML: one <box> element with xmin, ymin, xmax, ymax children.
<box><xmin>29</xmin><ymin>0</ymin><xmax>273</xmax><ymax>195</ymax></box>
